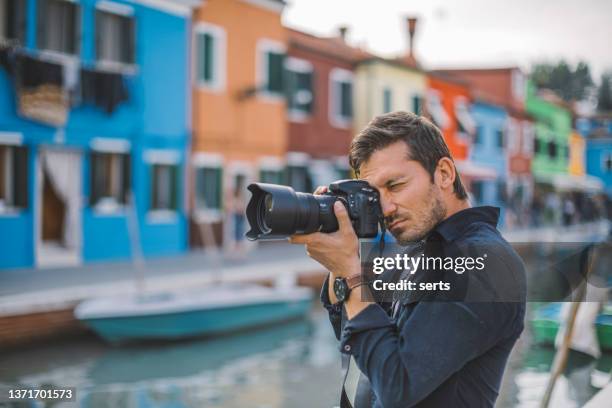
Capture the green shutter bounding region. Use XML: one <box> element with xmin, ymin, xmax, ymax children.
<box><xmin>383</xmin><ymin>88</ymin><xmax>392</xmax><ymax>113</ymax></box>
<box><xmin>196</xmin><ymin>32</ymin><xmax>215</xmax><ymax>83</ymax></box>
<box><xmin>412</xmin><ymin>95</ymin><xmax>421</xmax><ymax>115</ymax></box>
<box><xmin>341</xmin><ymin>81</ymin><xmax>352</xmax><ymax>118</ymax></box>
<box><xmin>267</xmin><ymin>52</ymin><xmax>285</xmax><ymax>94</ymax></box>
<box><xmin>203</xmin><ymin>33</ymin><xmax>213</xmax><ymax>82</ymax></box>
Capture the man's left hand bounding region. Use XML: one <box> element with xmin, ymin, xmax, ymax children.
<box><xmin>289</xmin><ymin>201</ymin><xmax>361</xmax><ymax>278</ymax></box>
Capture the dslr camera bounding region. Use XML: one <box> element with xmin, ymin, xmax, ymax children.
<box><xmin>245</xmin><ymin>179</ymin><xmax>384</xmax><ymax>240</ymax></box>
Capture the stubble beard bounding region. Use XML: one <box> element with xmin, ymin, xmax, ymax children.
<box><xmin>393</xmin><ymin>188</ymin><xmax>447</xmax><ymax>246</ymax></box>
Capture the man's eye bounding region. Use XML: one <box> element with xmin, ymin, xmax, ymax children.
<box><xmin>389</xmin><ymin>183</ymin><xmax>403</xmax><ymax>191</ymax></box>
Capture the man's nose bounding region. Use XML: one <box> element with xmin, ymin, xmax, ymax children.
<box><xmin>380</xmin><ymin>196</ymin><xmax>397</xmax><ymax>218</ymax></box>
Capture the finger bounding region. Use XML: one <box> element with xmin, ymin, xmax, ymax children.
<box><xmin>289</xmin><ymin>232</ymin><xmax>325</xmax><ymax>244</ymax></box>
<box><xmin>334</xmin><ymin>201</ymin><xmax>354</xmax><ymax>233</ymax></box>
<box><xmin>313</xmin><ymin>186</ymin><xmax>328</xmax><ymax>196</ymax></box>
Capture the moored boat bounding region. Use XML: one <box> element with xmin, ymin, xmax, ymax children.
<box><xmin>75</xmin><ymin>283</ymin><xmax>313</xmax><ymax>344</ymax></box>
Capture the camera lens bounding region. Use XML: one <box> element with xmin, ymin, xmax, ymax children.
<box><xmin>246</xmin><ymin>183</ymin><xmax>338</xmax><ymax>240</ymax></box>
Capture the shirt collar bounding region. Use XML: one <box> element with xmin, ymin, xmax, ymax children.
<box><xmin>429</xmin><ymin>206</ymin><xmax>500</xmax><ymax>243</ymax></box>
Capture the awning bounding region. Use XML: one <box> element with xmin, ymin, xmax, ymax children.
<box><xmin>455</xmin><ymin>160</ymin><xmax>497</xmax><ymax>180</ymax></box>
<box><xmin>455</xmin><ymin>97</ymin><xmax>477</xmax><ymax>135</ymax></box>
<box><xmin>426</xmin><ymin>90</ymin><xmax>450</xmax><ymax>129</ymax></box>
<box><xmin>535</xmin><ymin>173</ymin><xmax>604</xmax><ymax>192</ymax></box>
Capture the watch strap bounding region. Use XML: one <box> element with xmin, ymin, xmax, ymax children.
<box><xmin>346</xmin><ymin>274</ymin><xmax>365</xmax><ymax>290</ymax></box>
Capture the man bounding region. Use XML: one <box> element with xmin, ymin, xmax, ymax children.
<box><xmin>290</xmin><ymin>111</ymin><xmax>526</xmax><ymax>407</ymax></box>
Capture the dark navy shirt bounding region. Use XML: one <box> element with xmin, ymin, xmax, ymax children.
<box><xmin>321</xmin><ymin>206</ymin><xmax>526</xmax><ymax>408</ymax></box>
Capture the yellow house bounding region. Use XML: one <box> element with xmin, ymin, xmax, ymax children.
<box><xmin>568</xmin><ymin>130</ymin><xmax>586</xmax><ymax>176</ymax></box>
<box><xmin>354</xmin><ymin>57</ymin><xmax>427</xmax><ymax>131</ymax></box>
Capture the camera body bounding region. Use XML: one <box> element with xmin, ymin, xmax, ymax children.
<box><xmin>245</xmin><ymin>179</ymin><xmax>383</xmax><ymax>240</ymax></box>
<box><xmin>321</xmin><ymin>180</ymin><xmax>382</xmax><ymax>237</ymax></box>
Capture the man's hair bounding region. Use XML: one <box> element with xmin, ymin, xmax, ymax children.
<box><xmin>349</xmin><ymin>111</ymin><xmax>468</xmax><ymax>200</ymax></box>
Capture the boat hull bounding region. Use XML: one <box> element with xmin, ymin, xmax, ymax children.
<box><xmin>80</xmin><ymin>298</ymin><xmax>312</xmax><ymax>343</ymax></box>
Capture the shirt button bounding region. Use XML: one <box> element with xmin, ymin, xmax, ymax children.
<box><xmin>344</xmin><ymin>345</ymin><xmax>351</xmax><ymax>352</ymax></box>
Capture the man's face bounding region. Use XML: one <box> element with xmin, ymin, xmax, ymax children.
<box><xmin>360</xmin><ymin>141</ymin><xmax>447</xmax><ymax>245</ymax></box>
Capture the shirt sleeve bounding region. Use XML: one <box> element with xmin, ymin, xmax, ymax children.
<box><xmin>339</xmin><ymin>300</ymin><xmax>519</xmax><ymax>408</ymax></box>
<box><xmin>320</xmin><ymin>273</ymin><xmax>344</xmax><ymax>341</ymax></box>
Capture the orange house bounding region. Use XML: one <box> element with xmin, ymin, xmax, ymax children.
<box><xmin>426</xmin><ymin>73</ymin><xmax>474</xmax><ymax>162</ymax></box>
<box><xmin>191</xmin><ymin>0</ymin><xmax>288</xmax><ymax>247</ymax></box>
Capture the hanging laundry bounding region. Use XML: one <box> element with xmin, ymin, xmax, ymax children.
<box><xmin>80</xmin><ymin>68</ymin><xmax>129</xmax><ymax>114</ymax></box>
<box><xmin>14</xmin><ymin>54</ymin><xmax>68</xmax><ymax>127</ymax></box>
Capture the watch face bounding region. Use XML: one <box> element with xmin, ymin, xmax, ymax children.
<box><xmin>334</xmin><ymin>278</ymin><xmax>348</xmax><ymax>302</ymax></box>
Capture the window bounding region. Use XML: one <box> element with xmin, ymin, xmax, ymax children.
<box><xmin>471</xmin><ymin>180</ymin><xmax>484</xmax><ymax>204</ymax></box>
<box><xmin>195</xmin><ymin>23</ymin><xmax>225</xmax><ymax>90</ymax></box>
<box><xmin>522</xmin><ymin>122</ymin><xmax>534</xmax><ymax>155</ymax></box>
<box><xmin>603</xmin><ymin>152</ymin><xmax>612</xmax><ymax>173</ymax></box>
<box><xmin>455</xmin><ymin>98</ymin><xmax>476</xmax><ymax>138</ymax></box>
<box><xmin>495</xmin><ymin>129</ymin><xmax>505</xmax><ymax>149</ymax></box>
<box><xmin>506</xmin><ymin>120</ymin><xmax>519</xmax><ymax>153</ymax></box>
<box><xmin>474</xmin><ymin>126</ymin><xmax>483</xmax><ymax>145</ymax></box>
<box><xmin>0</xmin><ymin>0</ymin><xmax>26</xmax><ymax>44</ymax></box>
<box><xmin>194</xmin><ymin>166</ymin><xmax>222</xmax><ymax>210</ymax></box>
<box><xmin>37</xmin><ymin>0</ymin><xmax>80</xmax><ymax>55</ymax></box>
<box><xmin>547</xmin><ymin>141</ymin><xmax>557</xmax><ymax>159</ymax></box>
<box><xmin>425</xmin><ymin>90</ymin><xmax>449</xmax><ymax>129</ymax></box>
<box><xmin>90</xmin><ymin>151</ymin><xmax>130</xmax><ymax>209</ymax></box>
<box><xmin>383</xmin><ymin>88</ymin><xmax>392</xmax><ymax>113</ymax></box>
<box><xmin>259</xmin><ymin>169</ymin><xmax>285</xmax><ymax>185</ymax></box>
<box><xmin>285</xmin><ymin>58</ymin><xmax>313</xmax><ymax>117</ymax></box>
<box><xmin>151</xmin><ymin>164</ymin><xmax>178</xmax><ymax>211</ymax></box>
<box><xmin>497</xmin><ymin>180</ymin><xmax>507</xmax><ymax>203</ymax></box>
<box><xmin>258</xmin><ymin>40</ymin><xmax>285</xmax><ymax>96</ymax></box>
<box><xmin>329</xmin><ymin>68</ymin><xmax>353</xmax><ymax>128</ymax></box>
<box><xmin>512</xmin><ymin>70</ymin><xmax>525</xmax><ymax>101</ymax></box>
<box><xmin>0</xmin><ymin>144</ymin><xmax>28</xmax><ymax>210</ymax></box>
<box><xmin>411</xmin><ymin>95</ymin><xmax>422</xmax><ymax>115</ymax></box>
<box><xmin>286</xmin><ymin>165</ymin><xmax>312</xmax><ymax>193</ymax></box>
<box><xmin>96</xmin><ymin>7</ymin><xmax>135</xmax><ymax>65</ymax></box>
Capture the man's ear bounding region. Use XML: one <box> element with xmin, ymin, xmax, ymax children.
<box><xmin>434</xmin><ymin>157</ymin><xmax>456</xmax><ymax>191</ymax></box>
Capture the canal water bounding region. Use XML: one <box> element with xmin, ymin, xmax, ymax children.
<box><xmin>1</xmin><ymin>303</ymin><xmax>610</xmax><ymax>407</ymax></box>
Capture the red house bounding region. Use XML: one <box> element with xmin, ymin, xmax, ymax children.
<box><xmin>284</xmin><ymin>28</ymin><xmax>366</xmax><ymax>191</ymax></box>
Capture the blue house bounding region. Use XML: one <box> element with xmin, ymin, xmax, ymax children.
<box><xmin>577</xmin><ymin>115</ymin><xmax>612</xmax><ymax>196</ymax></box>
<box><xmin>0</xmin><ymin>0</ymin><xmax>199</xmax><ymax>269</ymax></box>
<box><xmin>469</xmin><ymin>99</ymin><xmax>509</xmax><ymax>224</ymax></box>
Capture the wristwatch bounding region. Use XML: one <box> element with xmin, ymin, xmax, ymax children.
<box><xmin>333</xmin><ymin>274</ymin><xmax>366</xmax><ymax>302</ymax></box>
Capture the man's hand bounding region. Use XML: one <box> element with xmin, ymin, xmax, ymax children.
<box><xmin>289</xmin><ymin>191</ymin><xmax>360</xmax><ymax>279</ymax></box>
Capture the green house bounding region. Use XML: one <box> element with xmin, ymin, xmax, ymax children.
<box><xmin>526</xmin><ymin>81</ymin><xmax>572</xmax><ymax>179</ymax></box>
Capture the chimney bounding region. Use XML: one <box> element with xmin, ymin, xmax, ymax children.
<box><xmin>406</xmin><ymin>17</ymin><xmax>418</xmax><ymax>57</ymax></box>
<box><xmin>338</xmin><ymin>25</ymin><xmax>348</xmax><ymax>42</ymax></box>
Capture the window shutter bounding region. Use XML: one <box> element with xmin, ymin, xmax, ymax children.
<box><xmin>36</xmin><ymin>0</ymin><xmax>47</xmax><ymax>50</ymax></box>
<box><xmin>196</xmin><ymin>33</ymin><xmax>206</xmax><ymax>82</ymax></box>
<box><xmin>341</xmin><ymin>81</ymin><xmax>352</xmax><ymax>118</ymax></box>
<box><xmin>13</xmin><ymin>146</ymin><xmax>28</xmax><ymax>209</ymax></box>
<box><xmin>73</xmin><ymin>3</ymin><xmax>81</xmax><ymax>55</ymax></box>
<box><xmin>267</xmin><ymin>52</ymin><xmax>285</xmax><ymax>94</ymax></box>
<box><xmin>120</xmin><ymin>153</ymin><xmax>131</xmax><ymax>204</ymax></box>
<box><xmin>125</xmin><ymin>16</ymin><xmax>135</xmax><ymax>64</ymax></box>
<box><xmin>95</xmin><ymin>11</ymin><xmax>102</xmax><ymax>60</ymax></box>
<box><xmin>170</xmin><ymin>165</ymin><xmax>178</xmax><ymax>210</ymax></box>
<box><xmin>90</xmin><ymin>152</ymin><xmax>101</xmax><ymax>206</ymax></box>
<box><xmin>304</xmin><ymin>71</ymin><xmax>313</xmax><ymax>113</ymax></box>
<box><xmin>203</xmin><ymin>32</ymin><xmax>213</xmax><ymax>82</ymax></box>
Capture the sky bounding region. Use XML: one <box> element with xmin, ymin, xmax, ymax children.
<box><xmin>282</xmin><ymin>0</ymin><xmax>612</xmax><ymax>82</ymax></box>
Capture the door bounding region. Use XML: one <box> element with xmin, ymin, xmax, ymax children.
<box><xmin>36</xmin><ymin>148</ymin><xmax>82</xmax><ymax>267</ymax></box>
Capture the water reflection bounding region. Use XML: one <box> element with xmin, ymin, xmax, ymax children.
<box><xmin>1</xmin><ymin>305</ymin><xmax>611</xmax><ymax>407</ymax></box>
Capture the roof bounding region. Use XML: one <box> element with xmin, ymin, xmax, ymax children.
<box><xmin>287</xmin><ymin>28</ymin><xmax>371</xmax><ymax>64</ymax></box>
